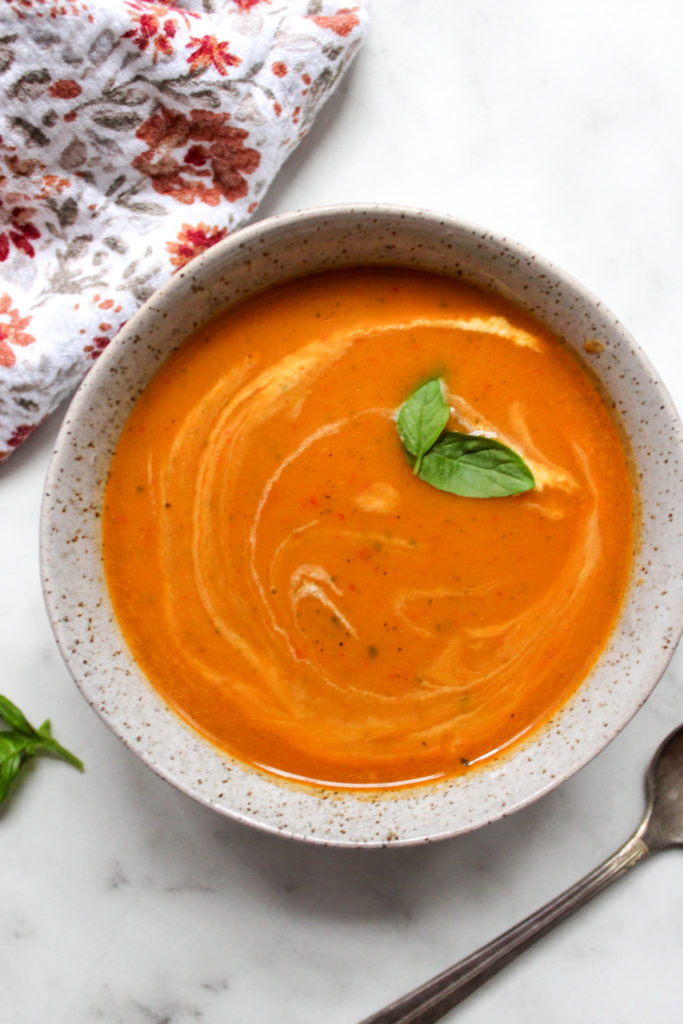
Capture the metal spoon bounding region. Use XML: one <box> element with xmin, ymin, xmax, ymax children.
<box><xmin>360</xmin><ymin>723</ymin><xmax>683</xmax><ymax>1024</ymax></box>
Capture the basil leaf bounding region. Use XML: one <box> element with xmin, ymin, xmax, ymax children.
<box><xmin>0</xmin><ymin>694</ymin><xmax>35</xmax><ymax>737</ymax></box>
<box><xmin>0</xmin><ymin>732</ymin><xmax>31</xmax><ymax>804</ymax></box>
<box><xmin>418</xmin><ymin>432</ymin><xmax>535</xmax><ymax>498</ymax></box>
<box><xmin>38</xmin><ymin>719</ymin><xmax>52</xmax><ymax>739</ymax></box>
<box><xmin>0</xmin><ymin>694</ymin><xmax>84</xmax><ymax>805</ymax></box>
<box><xmin>0</xmin><ymin>750</ymin><xmax>24</xmax><ymax>803</ymax></box>
<box><xmin>0</xmin><ymin>731</ymin><xmax>31</xmax><ymax>762</ymax></box>
<box><xmin>396</xmin><ymin>379</ymin><xmax>450</xmax><ymax>474</ymax></box>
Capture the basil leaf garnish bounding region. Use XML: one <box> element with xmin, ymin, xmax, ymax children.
<box><xmin>396</xmin><ymin>379</ymin><xmax>535</xmax><ymax>498</ymax></box>
<box><xmin>0</xmin><ymin>693</ymin><xmax>35</xmax><ymax>735</ymax></box>
<box><xmin>0</xmin><ymin>694</ymin><xmax>83</xmax><ymax>806</ymax></box>
<box><xmin>419</xmin><ymin>432</ymin><xmax>535</xmax><ymax>497</ymax></box>
<box><xmin>396</xmin><ymin>378</ymin><xmax>450</xmax><ymax>475</ymax></box>
<box><xmin>0</xmin><ymin>735</ymin><xmax>25</xmax><ymax>803</ymax></box>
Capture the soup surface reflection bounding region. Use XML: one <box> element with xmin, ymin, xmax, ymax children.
<box><xmin>102</xmin><ymin>268</ymin><xmax>634</xmax><ymax>788</ymax></box>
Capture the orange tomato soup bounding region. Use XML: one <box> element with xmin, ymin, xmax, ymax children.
<box><xmin>102</xmin><ymin>268</ymin><xmax>634</xmax><ymax>788</ymax></box>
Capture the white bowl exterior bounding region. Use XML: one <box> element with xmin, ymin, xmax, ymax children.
<box><xmin>41</xmin><ymin>206</ymin><xmax>683</xmax><ymax>845</ymax></box>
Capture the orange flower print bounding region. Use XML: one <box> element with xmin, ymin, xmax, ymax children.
<box><xmin>0</xmin><ymin>294</ymin><xmax>36</xmax><ymax>369</ymax></box>
<box><xmin>186</xmin><ymin>35</ymin><xmax>241</xmax><ymax>77</ymax></box>
<box><xmin>166</xmin><ymin>222</ymin><xmax>228</xmax><ymax>269</ymax></box>
<box><xmin>133</xmin><ymin>106</ymin><xmax>260</xmax><ymax>206</ymax></box>
<box><xmin>122</xmin><ymin>2</ymin><xmax>184</xmax><ymax>62</ymax></box>
<box><xmin>6</xmin><ymin>422</ymin><xmax>41</xmax><ymax>453</ymax></box>
<box><xmin>48</xmin><ymin>80</ymin><xmax>82</xmax><ymax>100</ymax></box>
<box><xmin>87</xmin><ymin>335</ymin><xmax>112</xmax><ymax>361</ymax></box>
<box><xmin>0</xmin><ymin>205</ymin><xmax>41</xmax><ymax>261</ymax></box>
<box><xmin>309</xmin><ymin>5</ymin><xmax>361</xmax><ymax>37</ymax></box>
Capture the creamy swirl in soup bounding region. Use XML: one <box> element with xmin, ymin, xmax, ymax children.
<box><xmin>102</xmin><ymin>268</ymin><xmax>634</xmax><ymax>788</ymax></box>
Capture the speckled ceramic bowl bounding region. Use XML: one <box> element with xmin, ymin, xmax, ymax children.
<box><xmin>40</xmin><ymin>205</ymin><xmax>683</xmax><ymax>846</ymax></box>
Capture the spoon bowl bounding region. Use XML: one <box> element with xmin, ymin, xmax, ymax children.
<box><xmin>641</xmin><ymin>724</ymin><xmax>683</xmax><ymax>850</ymax></box>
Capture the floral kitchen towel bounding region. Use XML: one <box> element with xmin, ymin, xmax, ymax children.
<box><xmin>0</xmin><ymin>0</ymin><xmax>367</xmax><ymax>461</ymax></box>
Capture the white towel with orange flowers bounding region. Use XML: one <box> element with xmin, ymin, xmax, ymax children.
<box><xmin>0</xmin><ymin>0</ymin><xmax>367</xmax><ymax>461</ymax></box>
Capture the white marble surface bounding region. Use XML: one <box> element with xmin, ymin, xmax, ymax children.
<box><xmin>2</xmin><ymin>1</ymin><xmax>683</xmax><ymax>1021</ymax></box>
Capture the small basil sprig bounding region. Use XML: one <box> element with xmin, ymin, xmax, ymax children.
<box><xmin>0</xmin><ymin>694</ymin><xmax>83</xmax><ymax>805</ymax></box>
<box><xmin>396</xmin><ymin>379</ymin><xmax>535</xmax><ymax>498</ymax></box>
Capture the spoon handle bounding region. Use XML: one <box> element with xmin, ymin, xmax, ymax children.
<box><xmin>359</xmin><ymin>833</ymin><xmax>650</xmax><ymax>1024</ymax></box>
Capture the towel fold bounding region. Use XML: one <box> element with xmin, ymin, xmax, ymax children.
<box><xmin>0</xmin><ymin>0</ymin><xmax>367</xmax><ymax>461</ymax></box>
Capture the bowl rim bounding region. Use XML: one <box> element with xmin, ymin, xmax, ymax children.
<box><xmin>40</xmin><ymin>202</ymin><xmax>683</xmax><ymax>846</ymax></box>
